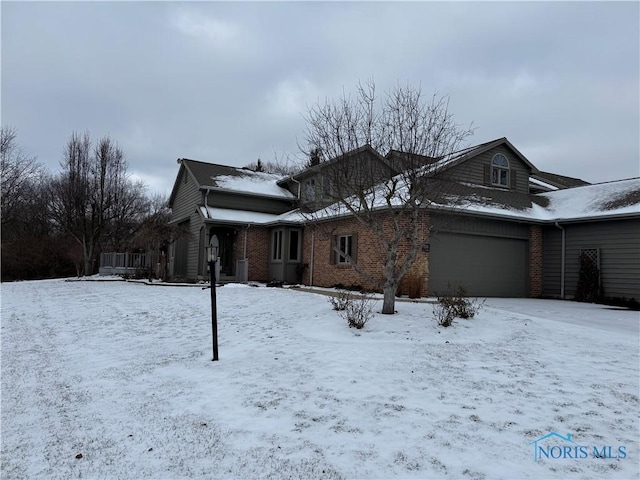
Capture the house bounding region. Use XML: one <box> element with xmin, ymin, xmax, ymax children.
<box><xmin>167</xmin><ymin>138</ymin><xmax>640</xmax><ymax>302</ymax></box>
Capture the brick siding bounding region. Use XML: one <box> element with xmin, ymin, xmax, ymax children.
<box><xmin>242</xmin><ymin>226</ymin><xmax>269</xmax><ymax>282</ymax></box>
<box><xmin>302</xmin><ymin>212</ymin><xmax>430</xmax><ymax>295</ymax></box>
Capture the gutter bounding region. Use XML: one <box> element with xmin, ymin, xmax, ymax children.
<box><xmin>554</xmin><ymin>221</ymin><xmax>566</xmax><ymax>299</ymax></box>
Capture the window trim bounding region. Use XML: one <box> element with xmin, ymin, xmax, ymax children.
<box><xmin>491</xmin><ymin>154</ymin><xmax>510</xmax><ymax>188</ymax></box>
<box><xmin>271</xmin><ymin>229</ymin><xmax>283</xmax><ymax>262</ymax></box>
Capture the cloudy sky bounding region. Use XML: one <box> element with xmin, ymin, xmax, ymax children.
<box><xmin>2</xmin><ymin>1</ymin><xmax>638</xmax><ymax>195</ymax></box>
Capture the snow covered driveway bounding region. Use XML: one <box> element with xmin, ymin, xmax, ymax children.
<box><xmin>1</xmin><ymin>279</ymin><xmax>638</xmax><ymax>479</ymax></box>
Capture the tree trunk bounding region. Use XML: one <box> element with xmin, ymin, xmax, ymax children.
<box><xmin>83</xmin><ymin>239</ymin><xmax>93</xmax><ymax>277</ymax></box>
<box><xmin>381</xmin><ymin>283</ymin><xmax>397</xmax><ymax>314</ymax></box>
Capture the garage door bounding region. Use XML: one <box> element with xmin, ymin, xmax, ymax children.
<box><xmin>429</xmin><ymin>232</ymin><xmax>528</xmax><ymax>297</ymax></box>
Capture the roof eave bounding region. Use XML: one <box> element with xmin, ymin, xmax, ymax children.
<box><xmin>200</xmin><ymin>185</ymin><xmax>295</xmax><ymax>201</ymax></box>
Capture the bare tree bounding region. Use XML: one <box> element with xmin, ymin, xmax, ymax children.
<box><xmin>302</xmin><ymin>80</ymin><xmax>474</xmax><ymax>314</ymax></box>
<box><xmin>1</xmin><ymin>126</ymin><xmax>43</xmax><ymax>228</ymax></box>
<box><xmin>51</xmin><ymin>132</ymin><xmax>146</xmax><ymax>276</ymax></box>
<box><xmin>244</xmin><ymin>151</ymin><xmax>300</xmax><ymax>176</ymax></box>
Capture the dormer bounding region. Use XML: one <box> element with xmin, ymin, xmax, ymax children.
<box><xmin>435</xmin><ymin>137</ymin><xmax>539</xmax><ymax>195</ymax></box>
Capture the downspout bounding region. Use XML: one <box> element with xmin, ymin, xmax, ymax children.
<box><xmin>243</xmin><ymin>224</ymin><xmax>250</xmax><ymax>283</ymax></box>
<box><xmin>309</xmin><ymin>227</ymin><xmax>315</xmax><ymax>286</ymax></box>
<box><xmin>554</xmin><ymin>221</ymin><xmax>565</xmax><ymax>299</ymax></box>
<box><xmin>290</xmin><ymin>177</ymin><xmax>301</xmax><ymax>199</ymax></box>
<box><xmin>243</xmin><ymin>224</ymin><xmax>250</xmax><ymax>259</ymax></box>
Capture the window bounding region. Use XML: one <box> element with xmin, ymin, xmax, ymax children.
<box><xmin>491</xmin><ymin>154</ymin><xmax>510</xmax><ymax>187</ymax></box>
<box><xmin>288</xmin><ymin>230</ymin><xmax>300</xmax><ymax>261</ymax></box>
<box><xmin>304</xmin><ymin>179</ymin><xmax>316</xmax><ymax>201</ymax></box>
<box><xmin>322</xmin><ymin>176</ymin><xmax>332</xmax><ymax>199</ymax></box>
<box><xmin>338</xmin><ymin>235</ymin><xmax>353</xmax><ymax>264</ymax></box>
<box><xmin>331</xmin><ymin>233</ymin><xmax>357</xmax><ymax>265</ymax></box>
<box><xmin>272</xmin><ymin>230</ymin><xmax>283</xmax><ymax>261</ymax></box>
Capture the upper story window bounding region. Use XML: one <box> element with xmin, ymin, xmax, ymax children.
<box><xmin>304</xmin><ymin>179</ymin><xmax>316</xmax><ymax>201</ymax></box>
<box><xmin>491</xmin><ymin>154</ymin><xmax>510</xmax><ymax>187</ymax></box>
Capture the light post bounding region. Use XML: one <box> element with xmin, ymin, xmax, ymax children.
<box><xmin>207</xmin><ymin>235</ymin><xmax>219</xmax><ymax>361</ymax></box>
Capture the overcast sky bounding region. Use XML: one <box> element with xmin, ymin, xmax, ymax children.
<box><xmin>2</xmin><ymin>1</ymin><xmax>638</xmax><ymax>195</ymax></box>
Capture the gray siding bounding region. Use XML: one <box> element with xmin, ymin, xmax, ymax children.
<box><xmin>170</xmin><ymin>169</ymin><xmax>205</xmax><ymax>281</ymax></box>
<box><xmin>542</xmin><ymin>219</ymin><xmax>640</xmax><ymax>300</ymax></box>
<box><xmin>170</xmin><ymin>168</ymin><xmax>201</xmax><ymax>222</ymax></box>
<box><xmin>206</xmin><ymin>190</ymin><xmax>294</xmax><ymax>215</ymax></box>
<box><xmin>542</xmin><ymin>227</ymin><xmax>562</xmax><ymax>296</ymax></box>
<box><xmin>445</xmin><ymin>145</ymin><xmax>531</xmax><ymax>194</ymax></box>
<box><xmin>431</xmin><ymin>213</ymin><xmax>530</xmax><ymax>239</ymax></box>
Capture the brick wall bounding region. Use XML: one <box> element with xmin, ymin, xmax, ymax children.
<box><xmin>529</xmin><ymin>224</ymin><xmax>543</xmax><ymax>297</ymax></box>
<box><xmin>302</xmin><ymin>212</ymin><xmax>430</xmax><ymax>295</ymax></box>
<box><xmin>239</xmin><ymin>226</ymin><xmax>269</xmax><ymax>282</ymax></box>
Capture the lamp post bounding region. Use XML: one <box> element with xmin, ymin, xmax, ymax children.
<box><xmin>207</xmin><ymin>235</ymin><xmax>219</xmax><ymax>361</ymax></box>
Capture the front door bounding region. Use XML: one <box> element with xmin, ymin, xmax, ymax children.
<box><xmin>209</xmin><ymin>227</ymin><xmax>236</xmax><ymax>277</ymax></box>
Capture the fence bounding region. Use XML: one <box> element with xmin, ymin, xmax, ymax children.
<box><xmin>99</xmin><ymin>252</ymin><xmax>165</xmax><ymax>278</ymax></box>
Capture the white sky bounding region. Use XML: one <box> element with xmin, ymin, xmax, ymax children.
<box><xmin>2</xmin><ymin>1</ymin><xmax>639</xmax><ymax>196</ymax></box>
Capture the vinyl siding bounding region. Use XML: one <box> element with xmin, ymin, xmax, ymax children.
<box><xmin>170</xmin><ymin>168</ymin><xmax>205</xmax><ymax>281</ymax></box>
<box><xmin>170</xmin><ymin>168</ymin><xmax>201</xmax><ymax>223</ymax></box>
<box><xmin>542</xmin><ymin>227</ymin><xmax>562</xmax><ymax>296</ymax></box>
<box><xmin>444</xmin><ymin>145</ymin><xmax>531</xmax><ymax>194</ymax></box>
<box><xmin>431</xmin><ymin>213</ymin><xmax>530</xmax><ymax>239</ymax></box>
<box><xmin>206</xmin><ymin>190</ymin><xmax>294</xmax><ymax>215</ymax></box>
<box><xmin>542</xmin><ymin>219</ymin><xmax>640</xmax><ymax>300</ymax></box>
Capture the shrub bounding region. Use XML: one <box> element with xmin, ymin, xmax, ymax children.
<box><xmin>433</xmin><ymin>284</ymin><xmax>484</xmax><ymax>327</ymax></box>
<box><xmin>335</xmin><ymin>293</ymin><xmax>375</xmax><ymax>329</ymax></box>
<box><xmin>575</xmin><ymin>252</ymin><xmax>603</xmax><ymax>303</ymax></box>
<box><xmin>328</xmin><ymin>289</ymin><xmax>352</xmax><ymax>311</ymax></box>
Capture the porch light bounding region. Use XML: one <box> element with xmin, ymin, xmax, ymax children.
<box><xmin>207</xmin><ymin>235</ymin><xmax>219</xmax><ymax>263</ymax></box>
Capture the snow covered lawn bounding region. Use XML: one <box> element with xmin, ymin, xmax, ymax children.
<box><xmin>1</xmin><ymin>279</ymin><xmax>638</xmax><ymax>479</ymax></box>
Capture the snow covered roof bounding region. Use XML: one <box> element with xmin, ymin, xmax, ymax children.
<box><xmin>199</xmin><ymin>206</ymin><xmax>303</xmax><ymax>226</ymax></box>
<box><xmin>305</xmin><ymin>177</ymin><xmax>640</xmax><ymax>224</ymax></box>
<box><xmin>538</xmin><ymin>177</ymin><xmax>640</xmax><ymax>221</ymax></box>
<box><xmin>179</xmin><ymin>158</ymin><xmax>294</xmax><ymax>200</ymax></box>
<box><xmin>444</xmin><ymin>177</ymin><xmax>640</xmax><ymax>222</ymax></box>
<box><xmin>205</xmin><ymin>172</ymin><xmax>295</xmax><ymax>199</ymax></box>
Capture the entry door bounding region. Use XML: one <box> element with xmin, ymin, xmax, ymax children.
<box><xmin>210</xmin><ymin>228</ymin><xmax>235</xmax><ymax>276</ymax></box>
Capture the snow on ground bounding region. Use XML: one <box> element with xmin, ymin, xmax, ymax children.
<box><xmin>1</xmin><ymin>279</ymin><xmax>638</xmax><ymax>479</ymax></box>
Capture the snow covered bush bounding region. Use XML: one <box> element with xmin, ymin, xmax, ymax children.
<box><xmin>433</xmin><ymin>284</ymin><xmax>483</xmax><ymax>327</ymax></box>
<box><xmin>328</xmin><ymin>289</ymin><xmax>352</xmax><ymax>311</ymax></box>
<box><xmin>337</xmin><ymin>293</ymin><xmax>375</xmax><ymax>329</ymax></box>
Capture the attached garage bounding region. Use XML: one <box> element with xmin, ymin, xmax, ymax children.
<box><xmin>429</xmin><ymin>232</ymin><xmax>529</xmax><ymax>297</ymax></box>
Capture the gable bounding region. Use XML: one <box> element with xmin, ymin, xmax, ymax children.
<box><xmin>285</xmin><ymin>146</ymin><xmax>397</xmax><ymax>210</ymax></box>
<box><xmin>169</xmin><ymin>164</ymin><xmax>201</xmax><ymax>223</ymax></box>
<box><xmin>442</xmin><ymin>142</ymin><xmax>534</xmax><ymax>194</ymax></box>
